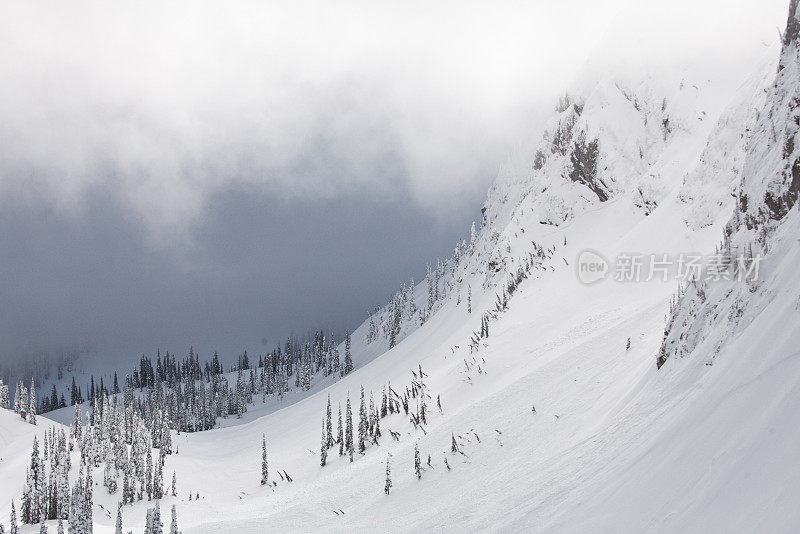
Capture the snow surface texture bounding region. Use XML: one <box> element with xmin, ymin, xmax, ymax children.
<box><xmin>3</xmin><ymin>4</ymin><xmax>800</xmax><ymax>533</ymax></box>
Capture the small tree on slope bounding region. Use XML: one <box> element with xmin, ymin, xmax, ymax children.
<box><xmin>414</xmin><ymin>443</ymin><xmax>422</xmax><ymax>480</ymax></box>
<box><xmin>320</xmin><ymin>419</ymin><xmax>328</xmax><ymax>467</ymax></box>
<box><xmin>345</xmin><ymin>395</ymin><xmax>354</xmax><ymax>462</ymax></box>
<box><xmin>261</xmin><ymin>434</ymin><xmax>269</xmax><ymax>485</ymax></box>
<box><xmin>170</xmin><ymin>505</ymin><xmax>179</xmax><ymax>534</ymax></box>
<box><xmin>384</xmin><ymin>456</ymin><xmax>392</xmax><ymax>495</ymax></box>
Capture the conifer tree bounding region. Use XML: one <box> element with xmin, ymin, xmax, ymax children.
<box><xmin>337</xmin><ymin>404</ymin><xmax>344</xmax><ymax>456</ymax></box>
<box><xmin>325</xmin><ymin>395</ymin><xmax>334</xmax><ymax>449</ymax></box>
<box><xmin>146</xmin><ymin>451</ymin><xmax>154</xmax><ymax>500</ymax></box>
<box><xmin>84</xmin><ymin>463</ymin><xmax>93</xmax><ymax>534</ymax></box>
<box><xmin>384</xmin><ymin>456</ymin><xmax>392</xmax><ymax>495</ymax></box>
<box><xmin>171</xmin><ymin>472</ymin><xmax>177</xmax><ymax>497</ymax></box>
<box><xmin>467</xmin><ymin>285</ymin><xmax>472</xmax><ymax>314</ymax></box>
<box><xmin>151</xmin><ymin>501</ymin><xmax>162</xmax><ymax>534</ymax></box>
<box><xmin>57</xmin><ymin>518</ymin><xmax>64</xmax><ymax>534</ymax></box>
<box><xmin>451</xmin><ymin>433</ymin><xmax>458</xmax><ymax>453</ymax></box>
<box><xmin>345</xmin><ymin>395</ymin><xmax>354</xmax><ymax>462</ymax></box>
<box><xmin>122</xmin><ymin>469</ymin><xmax>130</xmax><ymax>505</ymax></box>
<box><xmin>261</xmin><ymin>434</ymin><xmax>268</xmax><ymax>485</ymax></box>
<box><xmin>115</xmin><ymin>503</ymin><xmax>122</xmax><ymax>534</ymax></box>
<box><xmin>470</xmin><ymin>221</ymin><xmax>477</xmax><ymax>249</ymax></box>
<box><xmin>10</xmin><ymin>501</ymin><xmax>18</xmax><ymax>534</ymax></box>
<box><xmin>368</xmin><ymin>391</ymin><xmax>375</xmax><ymax>435</ymax></box>
<box><xmin>373</xmin><ymin>405</ymin><xmax>381</xmax><ymax>439</ymax></box>
<box><xmin>13</xmin><ymin>381</ymin><xmax>20</xmax><ymax>413</ymax></box>
<box><xmin>427</xmin><ymin>264</ymin><xmax>434</xmax><ymax>311</ymax></box>
<box><xmin>358</xmin><ymin>387</ymin><xmax>367</xmax><ymax>453</ymax></box>
<box><xmin>0</xmin><ymin>379</ymin><xmax>8</xmax><ymax>409</ymax></box>
<box><xmin>169</xmin><ymin>505</ymin><xmax>178</xmax><ymax>534</ymax></box>
<box><xmin>153</xmin><ymin>458</ymin><xmax>164</xmax><ymax>500</ymax></box>
<box><xmin>414</xmin><ymin>442</ymin><xmax>422</xmax><ymax>479</ymax></box>
<box><xmin>28</xmin><ymin>379</ymin><xmax>36</xmax><ymax>425</ymax></box>
<box><xmin>145</xmin><ymin>508</ymin><xmax>154</xmax><ymax>534</ymax></box>
<box><xmin>68</xmin><ymin>470</ymin><xmax>84</xmax><ymax>534</ymax></box>
<box><xmin>320</xmin><ymin>420</ymin><xmax>327</xmax><ymax>467</ymax></box>
<box><xmin>343</xmin><ymin>331</ymin><xmax>353</xmax><ymax>376</ymax></box>
<box><xmin>103</xmin><ymin>461</ymin><xmax>117</xmax><ymax>495</ymax></box>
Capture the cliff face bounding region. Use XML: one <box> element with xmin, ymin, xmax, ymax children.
<box><xmin>658</xmin><ymin>0</ymin><xmax>800</xmax><ymax>369</ymax></box>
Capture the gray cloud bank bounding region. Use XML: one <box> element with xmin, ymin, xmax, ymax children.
<box><xmin>0</xmin><ymin>182</ymin><xmax>474</xmax><ymax>363</ymax></box>
<box><xmin>0</xmin><ymin>0</ymin><xmax>789</xmax><ymax>368</ymax></box>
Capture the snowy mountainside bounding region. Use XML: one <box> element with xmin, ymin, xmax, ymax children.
<box><xmin>20</xmin><ymin>60</ymin><xmax>763</xmax><ymax>428</ymax></box>
<box><xmin>354</xmin><ymin>67</ymin><xmax>727</xmax><ymax>353</ymax></box>
<box><xmin>658</xmin><ymin>0</ymin><xmax>800</xmax><ymax>369</ymax></box>
<box><xmin>1</xmin><ymin>4</ymin><xmax>799</xmax><ymax>532</ymax></box>
<box><xmin>164</xmin><ymin>27</ymin><xmax>799</xmax><ymax>531</ymax></box>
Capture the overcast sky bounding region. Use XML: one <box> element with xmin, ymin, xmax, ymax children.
<box><xmin>0</xmin><ymin>0</ymin><xmax>789</xmax><ymax>366</ymax></box>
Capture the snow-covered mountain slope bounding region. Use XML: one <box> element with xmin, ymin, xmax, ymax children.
<box><xmin>2</xmin><ymin>4</ymin><xmax>799</xmax><ymax>533</ymax></box>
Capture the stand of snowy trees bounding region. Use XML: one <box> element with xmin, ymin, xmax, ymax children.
<box><xmin>364</xmin><ymin>210</ymin><xmax>554</xmax><ymax>355</ymax></box>
<box><xmin>314</xmin><ymin>366</ymin><xmax>437</xmax><ymax>478</ymax></box>
<box><xmin>2</xmin><ymin>378</ymin><xmax>40</xmax><ymax>426</ymax></box>
<box><xmin>107</xmin><ymin>332</ymin><xmax>356</xmax><ymax>435</ymax></box>
<box><xmin>4</xmin><ymin>326</ymin><xmax>359</xmax><ymax>437</ymax></box>
<box><xmin>10</xmin><ymin>386</ymin><xmax>181</xmax><ymax>532</ymax></box>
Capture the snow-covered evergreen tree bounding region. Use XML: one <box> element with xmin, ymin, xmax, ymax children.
<box><xmin>68</xmin><ymin>469</ymin><xmax>85</xmax><ymax>534</ymax></box>
<box><xmin>145</xmin><ymin>450</ymin><xmax>154</xmax><ymax>500</ymax></box>
<box><xmin>345</xmin><ymin>395</ymin><xmax>354</xmax><ymax>462</ymax></box>
<box><xmin>169</xmin><ymin>505</ymin><xmax>178</xmax><ymax>534</ymax></box>
<box><xmin>260</xmin><ymin>434</ymin><xmax>268</xmax><ymax>485</ymax></box>
<box><xmin>151</xmin><ymin>502</ymin><xmax>162</xmax><ymax>534</ymax></box>
<box><xmin>426</xmin><ymin>263</ymin><xmax>434</xmax><ymax>311</ymax></box>
<box><xmin>28</xmin><ymin>379</ymin><xmax>36</xmax><ymax>425</ymax></box>
<box><xmin>384</xmin><ymin>455</ymin><xmax>392</xmax><ymax>495</ymax></box>
<box><xmin>325</xmin><ymin>395</ymin><xmax>333</xmax><ymax>449</ymax></box>
<box><xmin>103</xmin><ymin>461</ymin><xmax>117</xmax><ymax>495</ymax></box>
<box><xmin>358</xmin><ymin>386</ymin><xmax>367</xmax><ymax>453</ymax></box>
<box><xmin>13</xmin><ymin>381</ymin><xmax>20</xmax><ymax>413</ymax></box>
<box><xmin>121</xmin><ymin>468</ymin><xmax>130</xmax><ymax>505</ymax></box>
<box><xmin>320</xmin><ymin>420</ymin><xmax>327</xmax><ymax>467</ymax></box>
<box><xmin>0</xmin><ymin>379</ymin><xmax>8</xmax><ymax>409</ymax></box>
<box><xmin>414</xmin><ymin>442</ymin><xmax>422</xmax><ymax>479</ymax></box>
<box><xmin>153</xmin><ymin>456</ymin><xmax>164</xmax><ymax>500</ymax></box>
<box><xmin>115</xmin><ymin>503</ymin><xmax>122</xmax><ymax>534</ymax></box>
<box><xmin>10</xmin><ymin>501</ymin><xmax>18</xmax><ymax>534</ymax></box>
<box><xmin>469</xmin><ymin>221</ymin><xmax>477</xmax><ymax>249</ymax></box>
<box><xmin>144</xmin><ymin>508</ymin><xmax>154</xmax><ymax>534</ymax></box>
<box><xmin>84</xmin><ymin>463</ymin><xmax>93</xmax><ymax>534</ymax></box>
<box><xmin>343</xmin><ymin>331</ymin><xmax>353</xmax><ymax>376</ymax></box>
<box><xmin>337</xmin><ymin>404</ymin><xmax>343</xmax><ymax>456</ymax></box>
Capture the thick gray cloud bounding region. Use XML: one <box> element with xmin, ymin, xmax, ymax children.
<box><xmin>0</xmin><ymin>0</ymin><xmax>789</xmax><ymax>369</ymax></box>
<box><xmin>0</xmin><ymin>181</ymin><xmax>477</xmax><ymax>364</ymax></box>
<box><xmin>0</xmin><ymin>0</ymin><xmax>615</xmax><ymax>246</ymax></box>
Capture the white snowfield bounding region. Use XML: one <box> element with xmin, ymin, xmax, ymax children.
<box><xmin>4</xmin><ymin>5</ymin><xmax>800</xmax><ymax>534</ymax></box>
